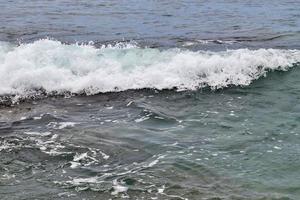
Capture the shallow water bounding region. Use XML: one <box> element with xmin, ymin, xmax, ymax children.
<box><xmin>1</xmin><ymin>1</ymin><xmax>300</xmax><ymax>200</ymax></box>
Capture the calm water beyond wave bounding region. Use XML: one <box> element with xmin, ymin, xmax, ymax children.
<box><xmin>1</xmin><ymin>1</ymin><xmax>300</xmax><ymax>200</ymax></box>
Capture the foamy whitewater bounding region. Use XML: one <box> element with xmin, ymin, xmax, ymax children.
<box><xmin>1</xmin><ymin>39</ymin><xmax>300</xmax><ymax>101</ymax></box>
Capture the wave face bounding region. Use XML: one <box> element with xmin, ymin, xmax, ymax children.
<box><xmin>0</xmin><ymin>39</ymin><xmax>300</xmax><ymax>100</ymax></box>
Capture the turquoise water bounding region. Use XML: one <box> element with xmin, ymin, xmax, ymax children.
<box><xmin>0</xmin><ymin>1</ymin><xmax>300</xmax><ymax>200</ymax></box>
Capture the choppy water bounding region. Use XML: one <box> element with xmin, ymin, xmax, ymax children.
<box><xmin>1</xmin><ymin>1</ymin><xmax>300</xmax><ymax>200</ymax></box>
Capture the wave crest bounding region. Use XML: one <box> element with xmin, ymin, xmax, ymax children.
<box><xmin>0</xmin><ymin>39</ymin><xmax>300</xmax><ymax>101</ymax></box>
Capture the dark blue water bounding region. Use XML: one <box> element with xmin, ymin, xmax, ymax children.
<box><xmin>0</xmin><ymin>1</ymin><xmax>300</xmax><ymax>200</ymax></box>
<box><xmin>1</xmin><ymin>0</ymin><xmax>300</xmax><ymax>49</ymax></box>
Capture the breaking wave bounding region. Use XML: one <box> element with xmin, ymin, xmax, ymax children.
<box><xmin>0</xmin><ymin>39</ymin><xmax>300</xmax><ymax>102</ymax></box>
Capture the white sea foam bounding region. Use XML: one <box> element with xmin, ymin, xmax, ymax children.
<box><xmin>24</xmin><ymin>131</ymin><xmax>52</xmax><ymax>136</ymax></box>
<box><xmin>47</xmin><ymin>122</ymin><xmax>77</xmax><ymax>129</ymax></box>
<box><xmin>68</xmin><ymin>176</ymin><xmax>102</xmax><ymax>185</ymax></box>
<box><xmin>112</xmin><ymin>179</ymin><xmax>128</xmax><ymax>195</ymax></box>
<box><xmin>0</xmin><ymin>39</ymin><xmax>299</xmax><ymax>101</ymax></box>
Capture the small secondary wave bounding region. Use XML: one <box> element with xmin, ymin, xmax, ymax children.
<box><xmin>0</xmin><ymin>39</ymin><xmax>300</xmax><ymax>102</ymax></box>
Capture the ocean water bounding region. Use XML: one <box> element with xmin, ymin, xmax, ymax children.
<box><xmin>1</xmin><ymin>1</ymin><xmax>300</xmax><ymax>200</ymax></box>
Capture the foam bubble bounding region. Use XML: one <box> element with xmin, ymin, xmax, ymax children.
<box><xmin>112</xmin><ymin>179</ymin><xmax>128</xmax><ymax>195</ymax></box>
<box><xmin>0</xmin><ymin>39</ymin><xmax>299</xmax><ymax>101</ymax></box>
<box><xmin>47</xmin><ymin>122</ymin><xmax>77</xmax><ymax>129</ymax></box>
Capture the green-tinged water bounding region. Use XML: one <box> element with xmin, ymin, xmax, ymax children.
<box><xmin>1</xmin><ymin>66</ymin><xmax>300</xmax><ymax>199</ymax></box>
<box><xmin>1</xmin><ymin>0</ymin><xmax>300</xmax><ymax>199</ymax></box>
